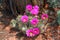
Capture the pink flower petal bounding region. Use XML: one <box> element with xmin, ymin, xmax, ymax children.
<box><xmin>30</xmin><ymin>18</ymin><xmax>39</xmax><ymax>26</ymax></box>
<box><xmin>21</xmin><ymin>15</ymin><xmax>28</xmax><ymax>23</ymax></box>
<box><xmin>26</xmin><ymin>4</ymin><xmax>33</xmax><ymax>11</ymax></box>
<box><xmin>33</xmin><ymin>5</ymin><xmax>39</xmax><ymax>10</ymax></box>
<box><xmin>41</xmin><ymin>14</ymin><xmax>48</xmax><ymax>20</ymax></box>
<box><xmin>33</xmin><ymin>28</ymin><xmax>40</xmax><ymax>35</ymax></box>
<box><xmin>30</xmin><ymin>9</ymin><xmax>39</xmax><ymax>15</ymax></box>
<box><xmin>26</xmin><ymin>29</ymin><xmax>35</xmax><ymax>37</ymax></box>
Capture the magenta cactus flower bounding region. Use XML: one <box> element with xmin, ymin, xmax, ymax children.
<box><xmin>26</xmin><ymin>28</ymin><xmax>40</xmax><ymax>37</ymax></box>
<box><xmin>26</xmin><ymin>4</ymin><xmax>32</xmax><ymax>11</ymax></box>
<box><xmin>41</xmin><ymin>14</ymin><xmax>48</xmax><ymax>20</ymax></box>
<box><xmin>33</xmin><ymin>28</ymin><xmax>40</xmax><ymax>35</ymax></box>
<box><xmin>30</xmin><ymin>9</ymin><xmax>39</xmax><ymax>15</ymax></box>
<box><xmin>26</xmin><ymin>29</ymin><xmax>35</xmax><ymax>37</ymax></box>
<box><xmin>20</xmin><ymin>15</ymin><xmax>28</xmax><ymax>23</ymax></box>
<box><xmin>33</xmin><ymin>5</ymin><xmax>39</xmax><ymax>10</ymax></box>
<box><xmin>30</xmin><ymin>18</ymin><xmax>39</xmax><ymax>26</ymax></box>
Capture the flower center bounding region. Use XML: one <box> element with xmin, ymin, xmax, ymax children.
<box><xmin>43</xmin><ymin>17</ymin><xmax>46</xmax><ymax>19</ymax></box>
<box><xmin>30</xmin><ymin>32</ymin><xmax>33</xmax><ymax>36</ymax></box>
<box><xmin>23</xmin><ymin>19</ymin><xmax>27</xmax><ymax>22</ymax></box>
<box><xmin>33</xmin><ymin>21</ymin><xmax>36</xmax><ymax>24</ymax></box>
<box><xmin>34</xmin><ymin>30</ymin><xmax>37</xmax><ymax>32</ymax></box>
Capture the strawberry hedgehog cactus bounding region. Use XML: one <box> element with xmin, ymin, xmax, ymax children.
<box><xmin>10</xmin><ymin>4</ymin><xmax>49</xmax><ymax>38</ymax></box>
